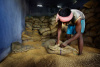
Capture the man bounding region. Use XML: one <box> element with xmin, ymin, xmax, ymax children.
<box><xmin>56</xmin><ymin>7</ymin><xmax>85</xmax><ymax>55</ymax></box>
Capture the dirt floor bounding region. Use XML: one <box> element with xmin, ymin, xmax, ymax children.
<box><xmin>0</xmin><ymin>41</ymin><xmax>100</xmax><ymax>67</ymax></box>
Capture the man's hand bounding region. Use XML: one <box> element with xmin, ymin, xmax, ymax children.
<box><xmin>60</xmin><ymin>40</ymin><xmax>68</xmax><ymax>48</ymax></box>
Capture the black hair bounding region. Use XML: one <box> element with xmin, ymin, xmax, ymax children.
<box><xmin>58</xmin><ymin>7</ymin><xmax>71</xmax><ymax>17</ymax></box>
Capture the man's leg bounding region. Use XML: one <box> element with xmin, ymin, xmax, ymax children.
<box><xmin>78</xmin><ymin>33</ymin><xmax>83</xmax><ymax>55</ymax></box>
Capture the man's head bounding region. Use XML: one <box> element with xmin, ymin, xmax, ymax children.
<box><xmin>56</xmin><ymin>7</ymin><xmax>73</xmax><ymax>22</ymax></box>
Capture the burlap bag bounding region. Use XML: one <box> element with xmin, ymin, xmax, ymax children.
<box><xmin>85</xmin><ymin>22</ymin><xmax>98</xmax><ymax>31</ymax></box>
<box><xmin>43</xmin><ymin>19</ymin><xmax>49</xmax><ymax>23</ymax></box>
<box><xmin>40</xmin><ymin>23</ymin><xmax>48</xmax><ymax>26</ymax></box>
<box><xmin>33</xmin><ymin>17</ymin><xmax>40</xmax><ymax>21</ymax></box>
<box><xmin>50</xmin><ymin>17</ymin><xmax>56</xmax><ymax>22</ymax></box>
<box><xmin>94</xmin><ymin>36</ymin><xmax>100</xmax><ymax>48</ymax></box>
<box><xmin>51</xmin><ymin>28</ymin><xmax>57</xmax><ymax>33</ymax></box>
<box><xmin>42</xmin><ymin>31</ymin><xmax>51</xmax><ymax>36</ymax></box>
<box><xmin>39</xmin><ymin>28</ymin><xmax>50</xmax><ymax>34</ymax></box>
<box><xmin>84</xmin><ymin>31</ymin><xmax>97</xmax><ymax>37</ymax></box>
<box><xmin>90</xmin><ymin>25</ymin><xmax>100</xmax><ymax>32</ymax></box>
<box><xmin>12</xmin><ymin>42</ymin><xmax>34</xmax><ymax>53</ymax></box>
<box><xmin>25</xmin><ymin>22</ymin><xmax>33</xmax><ymax>30</ymax></box>
<box><xmin>40</xmin><ymin>16</ymin><xmax>45</xmax><ymax>21</ymax></box>
<box><xmin>85</xmin><ymin>13</ymin><xmax>94</xmax><ymax>20</ymax></box>
<box><xmin>43</xmin><ymin>39</ymin><xmax>78</xmax><ymax>55</ymax></box>
<box><xmin>83</xmin><ymin>0</ymin><xmax>98</xmax><ymax>8</ymax></box>
<box><xmin>50</xmin><ymin>21</ymin><xmax>56</xmax><ymax>25</ymax></box>
<box><xmin>86</xmin><ymin>17</ymin><xmax>99</xmax><ymax>24</ymax></box>
<box><xmin>95</xmin><ymin>7</ymin><xmax>100</xmax><ymax>13</ymax></box>
<box><xmin>49</xmin><ymin>23</ymin><xmax>58</xmax><ymax>30</ymax></box>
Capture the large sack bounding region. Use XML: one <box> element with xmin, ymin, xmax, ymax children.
<box><xmin>42</xmin><ymin>39</ymin><xmax>78</xmax><ymax>55</ymax></box>
<box><xmin>83</xmin><ymin>0</ymin><xmax>99</xmax><ymax>8</ymax></box>
<box><xmin>96</xmin><ymin>13</ymin><xmax>100</xmax><ymax>19</ymax></box>
<box><xmin>25</xmin><ymin>22</ymin><xmax>33</xmax><ymax>30</ymax></box>
<box><xmin>40</xmin><ymin>23</ymin><xmax>48</xmax><ymax>26</ymax></box>
<box><xmin>49</xmin><ymin>22</ymin><xmax>58</xmax><ymax>30</ymax></box>
<box><xmin>83</xmin><ymin>36</ymin><xmax>94</xmax><ymax>47</ymax></box>
<box><xmin>90</xmin><ymin>25</ymin><xmax>100</xmax><ymax>32</ymax></box>
<box><xmin>95</xmin><ymin>7</ymin><xmax>100</xmax><ymax>13</ymax></box>
<box><xmin>51</xmin><ymin>28</ymin><xmax>57</xmax><ymax>33</ymax></box>
<box><xmin>50</xmin><ymin>21</ymin><xmax>56</xmax><ymax>25</ymax></box>
<box><xmin>86</xmin><ymin>17</ymin><xmax>99</xmax><ymax>24</ymax></box>
<box><xmin>33</xmin><ymin>17</ymin><xmax>40</xmax><ymax>21</ymax></box>
<box><xmin>42</xmin><ymin>31</ymin><xmax>51</xmax><ymax>36</ymax></box>
<box><xmin>84</xmin><ymin>31</ymin><xmax>97</xmax><ymax>37</ymax></box>
<box><xmin>12</xmin><ymin>42</ymin><xmax>34</xmax><ymax>53</ymax></box>
<box><xmin>94</xmin><ymin>36</ymin><xmax>100</xmax><ymax>48</ymax></box>
<box><xmin>85</xmin><ymin>22</ymin><xmax>99</xmax><ymax>31</ymax></box>
<box><xmin>40</xmin><ymin>16</ymin><xmax>45</xmax><ymax>21</ymax></box>
<box><xmin>33</xmin><ymin>25</ymin><xmax>40</xmax><ymax>28</ymax></box>
<box><xmin>43</xmin><ymin>19</ymin><xmax>49</xmax><ymax>23</ymax></box>
<box><xmin>85</xmin><ymin>13</ymin><xmax>94</xmax><ymax>20</ymax></box>
<box><xmin>81</xmin><ymin>8</ymin><xmax>86</xmax><ymax>13</ymax></box>
<box><xmin>50</xmin><ymin>17</ymin><xmax>56</xmax><ymax>22</ymax></box>
<box><xmin>22</xmin><ymin>31</ymin><xmax>33</xmax><ymax>40</ymax></box>
<box><xmin>39</xmin><ymin>28</ymin><xmax>50</xmax><ymax>34</ymax></box>
<box><xmin>41</xmin><ymin>38</ymin><xmax>50</xmax><ymax>42</ymax></box>
<box><xmin>51</xmin><ymin>31</ymin><xmax>57</xmax><ymax>37</ymax></box>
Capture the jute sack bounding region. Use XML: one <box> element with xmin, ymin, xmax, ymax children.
<box><xmin>50</xmin><ymin>21</ymin><xmax>56</xmax><ymax>25</ymax></box>
<box><xmin>25</xmin><ymin>22</ymin><xmax>33</xmax><ymax>30</ymax></box>
<box><xmin>51</xmin><ymin>28</ymin><xmax>57</xmax><ymax>34</ymax></box>
<box><xmin>94</xmin><ymin>36</ymin><xmax>100</xmax><ymax>48</ymax></box>
<box><xmin>40</xmin><ymin>16</ymin><xmax>45</xmax><ymax>21</ymax></box>
<box><xmin>83</xmin><ymin>36</ymin><xmax>93</xmax><ymax>44</ymax></box>
<box><xmin>40</xmin><ymin>23</ymin><xmax>48</xmax><ymax>26</ymax></box>
<box><xmin>41</xmin><ymin>38</ymin><xmax>50</xmax><ymax>42</ymax></box>
<box><xmin>41</xmin><ymin>26</ymin><xmax>48</xmax><ymax>28</ymax></box>
<box><xmin>43</xmin><ymin>39</ymin><xmax>78</xmax><ymax>55</ymax></box>
<box><xmin>32</xmin><ymin>35</ymin><xmax>41</xmax><ymax>41</ymax></box>
<box><xmin>85</xmin><ymin>22</ymin><xmax>98</xmax><ymax>31</ymax></box>
<box><xmin>84</xmin><ymin>31</ymin><xmax>97</xmax><ymax>37</ymax></box>
<box><xmin>95</xmin><ymin>7</ymin><xmax>100</xmax><ymax>13</ymax></box>
<box><xmin>83</xmin><ymin>0</ymin><xmax>98</xmax><ymax>8</ymax></box>
<box><xmin>43</xmin><ymin>19</ymin><xmax>49</xmax><ymax>23</ymax></box>
<box><xmin>94</xmin><ymin>36</ymin><xmax>100</xmax><ymax>44</ymax></box>
<box><xmin>39</xmin><ymin>28</ymin><xmax>50</xmax><ymax>34</ymax></box>
<box><xmin>90</xmin><ymin>25</ymin><xmax>100</xmax><ymax>32</ymax></box>
<box><xmin>12</xmin><ymin>42</ymin><xmax>34</xmax><ymax>53</ymax></box>
<box><xmin>85</xmin><ymin>13</ymin><xmax>94</xmax><ymax>20</ymax></box>
<box><xmin>49</xmin><ymin>23</ymin><xmax>58</xmax><ymax>30</ymax></box>
<box><xmin>81</xmin><ymin>8</ymin><xmax>86</xmax><ymax>13</ymax></box>
<box><xmin>33</xmin><ymin>17</ymin><xmax>40</xmax><ymax>21</ymax></box>
<box><xmin>86</xmin><ymin>17</ymin><xmax>99</xmax><ymax>24</ymax></box>
<box><xmin>96</xmin><ymin>13</ymin><xmax>100</xmax><ymax>18</ymax></box>
<box><xmin>51</xmin><ymin>31</ymin><xmax>57</xmax><ymax>37</ymax></box>
<box><xmin>50</xmin><ymin>17</ymin><xmax>56</xmax><ymax>22</ymax></box>
<box><xmin>83</xmin><ymin>36</ymin><xmax>94</xmax><ymax>47</ymax></box>
<box><xmin>22</xmin><ymin>31</ymin><xmax>33</xmax><ymax>40</ymax></box>
<box><xmin>97</xmin><ymin>31</ymin><xmax>100</xmax><ymax>35</ymax></box>
<box><xmin>33</xmin><ymin>25</ymin><xmax>40</xmax><ymax>28</ymax></box>
<box><xmin>42</xmin><ymin>31</ymin><xmax>51</xmax><ymax>36</ymax></box>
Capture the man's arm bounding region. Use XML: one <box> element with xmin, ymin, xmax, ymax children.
<box><xmin>57</xmin><ymin>20</ymin><xmax>62</xmax><ymax>44</ymax></box>
<box><xmin>63</xmin><ymin>19</ymin><xmax>81</xmax><ymax>45</ymax></box>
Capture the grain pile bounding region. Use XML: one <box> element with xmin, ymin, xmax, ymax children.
<box><xmin>0</xmin><ymin>42</ymin><xmax>100</xmax><ymax>67</ymax></box>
